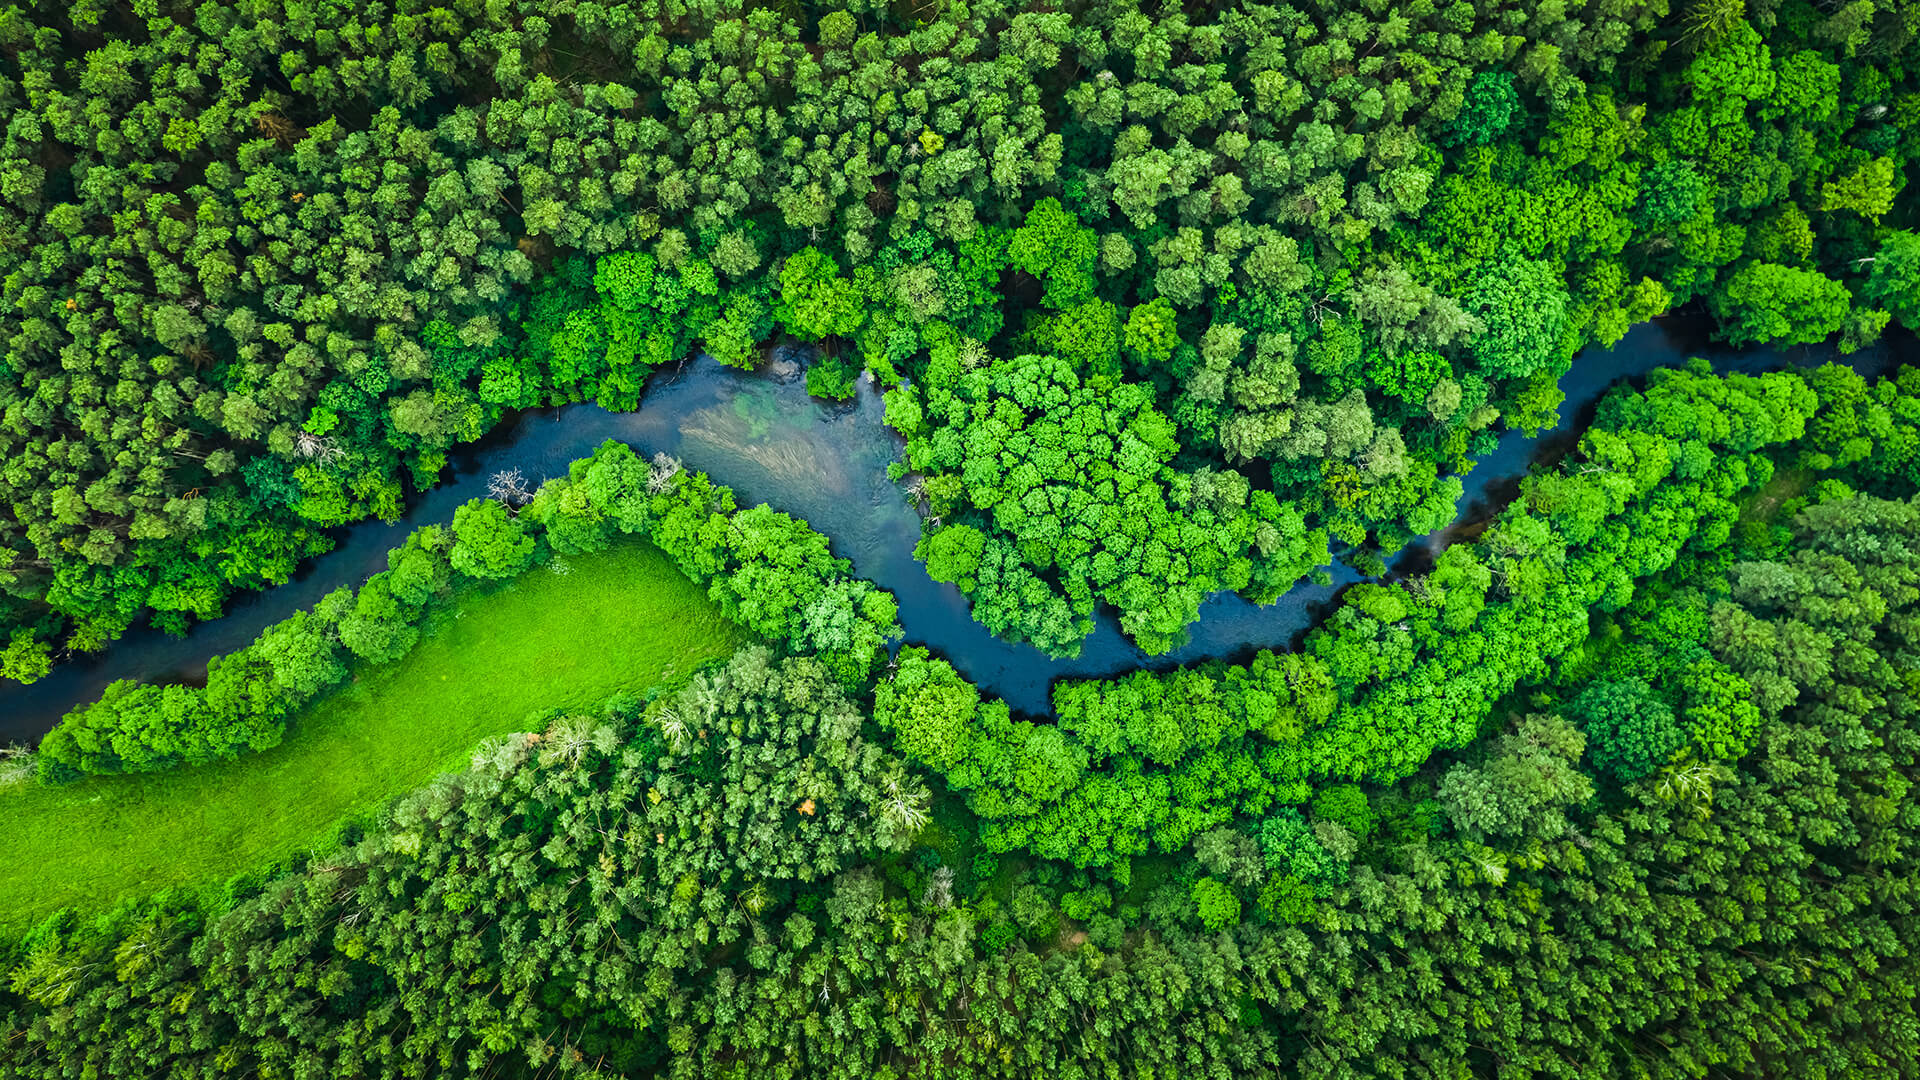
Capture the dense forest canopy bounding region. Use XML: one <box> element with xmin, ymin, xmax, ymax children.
<box><xmin>0</xmin><ymin>0</ymin><xmax>1916</xmax><ymax>671</ymax></box>
<box><xmin>4</xmin><ymin>0</ymin><xmax>1920</xmax><ymax>1078</ymax></box>
<box><xmin>5</xmin><ymin>442</ymin><xmax>1919</xmax><ymax>1076</ymax></box>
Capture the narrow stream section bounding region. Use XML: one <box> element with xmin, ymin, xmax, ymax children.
<box><xmin>2</xmin><ymin>318</ymin><xmax>1909</xmax><ymax>737</ymax></box>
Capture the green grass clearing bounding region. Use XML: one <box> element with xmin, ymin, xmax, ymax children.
<box><xmin>0</xmin><ymin>537</ymin><xmax>746</xmax><ymax>934</ymax></box>
<box><xmin>1739</xmin><ymin>465</ymin><xmax>1814</xmax><ymax>524</ymax></box>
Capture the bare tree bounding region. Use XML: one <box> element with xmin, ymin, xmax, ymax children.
<box><xmin>1656</xmin><ymin>761</ymin><xmax>1729</xmax><ymax>820</ymax></box>
<box><xmin>293</xmin><ymin>430</ymin><xmax>342</xmax><ymax>463</ymax></box>
<box><xmin>488</xmin><ymin>467</ymin><xmax>534</xmax><ymax>507</ymax></box>
<box><xmin>902</xmin><ymin>474</ymin><xmax>928</xmax><ymax>515</ymax></box>
<box><xmin>537</xmin><ymin>716</ymin><xmax>615</xmax><ymax>770</ymax></box>
<box><xmin>1466</xmin><ymin>848</ymin><xmax>1509</xmax><ymax>886</ymax></box>
<box><xmin>647</xmin><ymin>452</ymin><xmax>684</xmax><ymax>495</ymax></box>
<box><xmin>738</xmin><ymin>881</ymin><xmax>772</xmax><ymax>917</ymax></box>
<box><xmin>1306</xmin><ymin>291</ymin><xmax>1343</xmax><ymax>325</ymax></box>
<box><xmin>469</xmin><ymin>733</ymin><xmax>537</xmax><ymax>775</ymax></box>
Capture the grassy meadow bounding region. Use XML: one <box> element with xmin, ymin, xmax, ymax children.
<box><xmin>0</xmin><ymin>538</ymin><xmax>745</xmax><ymax>933</ymax></box>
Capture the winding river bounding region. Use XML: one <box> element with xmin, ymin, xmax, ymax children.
<box><xmin>2</xmin><ymin>318</ymin><xmax>1910</xmax><ymax>738</ymax></box>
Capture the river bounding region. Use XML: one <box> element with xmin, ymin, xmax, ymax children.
<box><xmin>1</xmin><ymin>318</ymin><xmax>1909</xmax><ymax>738</ymax></box>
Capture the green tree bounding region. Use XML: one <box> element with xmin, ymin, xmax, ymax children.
<box><xmin>1632</xmin><ymin>159</ymin><xmax>1708</xmax><ymax>227</ymax></box>
<box><xmin>251</xmin><ymin>610</ymin><xmax>345</xmax><ymax>697</ymax></box>
<box><xmin>916</xmin><ymin>524</ymin><xmax>987</xmax><ymax>592</ymax></box>
<box><xmin>874</xmin><ymin>647</ymin><xmax>981</xmax><ymax>772</ymax></box>
<box><xmin>1007</xmin><ymin>198</ymin><xmax>1097</xmax><ymax>309</ymax></box>
<box><xmin>1819</xmin><ymin>157</ymin><xmax>1897</xmax><ymax>221</ymax></box>
<box><xmin>336</xmin><ymin>576</ymin><xmax>421</xmax><ymax>664</ymax></box>
<box><xmin>449</xmin><ymin>499</ymin><xmax>536</xmax><ymax>580</ymax></box>
<box><xmin>1864</xmin><ymin>230</ymin><xmax>1920</xmax><ymax>330</ymax></box>
<box><xmin>1437</xmin><ymin>712</ymin><xmax>1595</xmax><ymax>838</ymax></box>
<box><xmin>1122</xmin><ymin>297</ymin><xmax>1180</xmax><ymax>368</ymax></box>
<box><xmin>1565</xmin><ymin>678</ymin><xmax>1685</xmax><ymax>780</ymax></box>
<box><xmin>1710</xmin><ymin>262</ymin><xmax>1850</xmax><ymax>346</ymax></box>
<box><xmin>1460</xmin><ymin>256</ymin><xmax>1572</xmax><ymax>379</ymax></box>
<box><xmin>1257</xmin><ymin>808</ymin><xmax>1346</xmax><ymax>887</ymax></box>
<box><xmin>1444</xmin><ymin>70</ymin><xmax>1521</xmax><ymax>146</ymax></box>
<box><xmin>776</xmin><ymin>247</ymin><xmax>864</xmax><ymax>340</ymax></box>
<box><xmin>1</xmin><ymin>630</ymin><xmax>53</xmax><ymax>684</ymax></box>
<box><xmin>1190</xmin><ymin>877</ymin><xmax>1240</xmax><ymax>932</ymax></box>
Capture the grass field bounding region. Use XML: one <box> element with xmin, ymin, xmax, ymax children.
<box><xmin>0</xmin><ymin>538</ymin><xmax>745</xmax><ymax>934</ymax></box>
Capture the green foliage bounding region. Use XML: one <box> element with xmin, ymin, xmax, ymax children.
<box><xmin>1564</xmin><ymin>678</ymin><xmax>1685</xmax><ymax>780</ymax></box>
<box><xmin>337</xmin><ymin>575</ymin><xmax>422</xmax><ymax>665</ymax></box>
<box><xmin>35</xmin><ymin>655</ymin><xmax>291</xmax><ymax>781</ymax></box>
<box><xmin>875</xmin><ymin>647</ymin><xmax>982</xmax><ymax>772</ymax></box>
<box><xmin>11</xmin><ymin>465</ymin><xmax>1920</xmax><ymax>1080</ymax></box>
<box><xmin>2</xmin><ymin>0</ymin><xmax>1909</xmax><ymax>677</ymax></box>
<box><xmin>1</xmin><ymin>631</ymin><xmax>53</xmax><ymax>684</ymax></box>
<box><xmin>1258</xmin><ymin>809</ymin><xmax>1346</xmax><ymax>888</ymax></box>
<box><xmin>566</xmin><ymin>442</ymin><xmax>900</xmax><ymax>678</ymax></box>
<box><xmin>1460</xmin><ymin>256</ymin><xmax>1574</xmax><ymax>380</ymax></box>
<box><xmin>33</xmin><ymin>439</ymin><xmax>890</xmax><ymax>780</ymax></box>
<box><xmin>1445</xmin><ymin>70</ymin><xmax>1522</xmax><ymax>147</ymax></box>
<box><xmin>904</xmin><ymin>361</ymin><xmax>1850</xmax><ymax>867</ymax></box>
<box><xmin>1820</xmin><ymin>157</ymin><xmax>1897</xmax><ymax>221</ymax></box>
<box><xmin>1030</xmin><ymin>298</ymin><xmax>1123</xmax><ymax>383</ymax></box>
<box><xmin>1437</xmin><ymin>713</ymin><xmax>1594</xmax><ymax>839</ymax></box>
<box><xmin>1367</xmin><ymin>349</ymin><xmax>1452</xmax><ymax>407</ymax></box>
<box><xmin>1633</xmin><ymin>160</ymin><xmax>1709</xmax><ymax>228</ymax></box>
<box><xmin>1309</xmin><ymin>784</ymin><xmax>1375</xmax><ymax>841</ymax></box>
<box><xmin>1685</xmin><ymin>21</ymin><xmax>1777</xmax><ymax>124</ymax></box>
<box><xmin>903</xmin><ymin>350</ymin><xmax>1322</xmax><ymax>656</ymax></box>
<box><xmin>805</xmin><ymin>356</ymin><xmax>861</xmax><ymax>401</ymax></box>
<box><xmin>449</xmin><ymin>499</ymin><xmax>536</xmax><ymax>581</ymax></box>
<box><xmin>6</xmin><ymin>6</ymin><xmax>1920</xmax><ymax>1072</ymax></box>
<box><xmin>251</xmin><ymin>610</ymin><xmax>346</xmax><ymax>699</ymax></box>
<box><xmin>1711</xmin><ymin>262</ymin><xmax>1852</xmax><ymax>346</ymax></box>
<box><xmin>523</xmin><ymin>477</ymin><xmax>613</xmax><ymax>555</ymax></box>
<box><xmin>915</xmin><ymin>524</ymin><xmax>988</xmax><ymax>593</ymax></box>
<box><xmin>776</xmin><ymin>247</ymin><xmax>864</xmax><ymax>341</ymax></box>
<box><xmin>1256</xmin><ymin>875</ymin><xmax>1318</xmax><ymax>924</ymax></box>
<box><xmin>1189</xmin><ymin>876</ymin><xmax>1241</xmax><ymax>931</ymax></box>
<box><xmin>1865</xmin><ymin>231</ymin><xmax>1920</xmax><ymax>331</ymax></box>
<box><xmin>4</xmin><ymin>538</ymin><xmax>740</xmax><ymax>927</ymax></box>
<box><xmin>1122</xmin><ymin>297</ymin><xmax>1181</xmax><ymax>368</ymax></box>
<box><xmin>1008</xmin><ymin>199</ymin><xmax>1099</xmax><ymax>310</ymax></box>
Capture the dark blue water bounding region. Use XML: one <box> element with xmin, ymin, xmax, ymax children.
<box><xmin>1</xmin><ymin>318</ymin><xmax>1908</xmax><ymax>737</ymax></box>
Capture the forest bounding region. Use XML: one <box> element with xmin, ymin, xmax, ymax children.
<box><xmin>2</xmin><ymin>0</ymin><xmax>1918</xmax><ymax>1076</ymax></box>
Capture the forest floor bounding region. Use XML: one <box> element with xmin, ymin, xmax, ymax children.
<box><xmin>0</xmin><ymin>538</ymin><xmax>745</xmax><ymax>934</ymax></box>
<box><xmin>1741</xmin><ymin>466</ymin><xmax>1814</xmax><ymax>524</ymax></box>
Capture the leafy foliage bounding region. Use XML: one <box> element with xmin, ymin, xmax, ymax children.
<box><xmin>12</xmin><ymin>481</ymin><xmax>1920</xmax><ymax>1078</ymax></box>
<box><xmin>3</xmin><ymin>0</ymin><xmax>1910</xmax><ymax>671</ymax></box>
<box><xmin>34</xmin><ymin>441</ymin><xmax>897</xmax><ymax>780</ymax></box>
<box><xmin>904</xmin><ymin>349</ymin><xmax>1324</xmax><ymax>655</ymax></box>
<box><xmin>5</xmin><ymin>5</ymin><xmax>1920</xmax><ymax>1075</ymax></box>
<box><xmin>1564</xmin><ymin>678</ymin><xmax>1685</xmax><ymax>780</ymax></box>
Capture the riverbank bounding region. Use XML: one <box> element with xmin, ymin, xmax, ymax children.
<box><xmin>5</xmin><ymin>322</ymin><xmax>1914</xmax><ymax>732</ymax></box>
<box><xmin>0</xmin><ymin>538</ymin><xmax>744</xmax><ymax>934</ymax></box>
